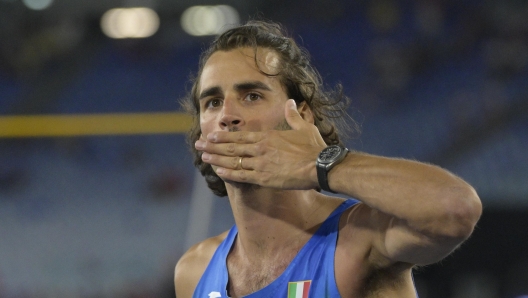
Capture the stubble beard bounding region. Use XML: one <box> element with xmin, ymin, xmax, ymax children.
<box><xmin>274</xmin><ymin>119</ymin><xmax>292</xmax><ymax>131</ymax></box>
<box><xmin>228</xmin><ymin>119</ymin><xmax>292</xmax><ymax>132</ymax></box>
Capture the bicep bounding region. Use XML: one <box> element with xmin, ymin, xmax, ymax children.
<box><xmin>376</xmin><ymin>215</ymin><xmax>464</xmax><ymax>266</ymax></box>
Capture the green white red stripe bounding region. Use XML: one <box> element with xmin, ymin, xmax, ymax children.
<box><xmin>287</xmin><ymin>280</ymin><xmax>311</xmax><ymax>298</ymax></box>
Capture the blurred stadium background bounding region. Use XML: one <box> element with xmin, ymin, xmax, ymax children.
<box><xmin>0</xmin><ymin>0</ymin><xmax>527</xmax><ymax>297</ymax></box>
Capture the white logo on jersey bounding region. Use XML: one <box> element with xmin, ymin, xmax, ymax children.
<box><xmin>208</xmin><ymin>291</ymin><xmax>221</xmax><ymax>298</ymax></box>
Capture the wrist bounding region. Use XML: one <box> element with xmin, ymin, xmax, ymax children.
<box><xmin>316</xmin><ymin>145</ymin><xmax>348</xmax><ymax>193</ymax></box>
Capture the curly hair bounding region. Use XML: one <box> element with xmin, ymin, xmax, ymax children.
<box><xmin>181</xmin><ymin>20</ymin><xmax>358</xmax><ymax>197</ymax></box>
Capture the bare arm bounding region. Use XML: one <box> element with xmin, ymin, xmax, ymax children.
<box><xmin>197</xmin><ymin>99</ymin><xmax>482</xmax><ymax>266</ymax></box>
<box><xmin>330</xmin><ymin>152</ymin><xmax>482</xmax><ymax>265</ymax></box>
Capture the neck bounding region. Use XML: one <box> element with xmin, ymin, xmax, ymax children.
<box><xmin>225</xmin><ymin>182</ymin><xmax>341</xmax><ymax>256</ymax></box>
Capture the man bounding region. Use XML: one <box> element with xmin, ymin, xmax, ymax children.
<box><xmin>174</xmin><ymin>21</ymin><xmax>482</xmax><ymax>298</ymax></box>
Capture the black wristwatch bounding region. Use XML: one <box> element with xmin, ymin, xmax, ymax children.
<box><xmin>316</xmin><ymin>145</ymin><xmax>348</xmax><ymax>193</ymax></box>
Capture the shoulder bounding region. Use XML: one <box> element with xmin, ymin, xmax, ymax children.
<box><xmin>174</xmin><ymin>231</ymin><xmax>229</xmax><ymax>298</ymax></box>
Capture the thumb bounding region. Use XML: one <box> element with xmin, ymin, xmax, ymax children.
<box><xmin>285</xmin><ymin>99</ymin><xmax>305</xmax><ymax>130</ymax></box>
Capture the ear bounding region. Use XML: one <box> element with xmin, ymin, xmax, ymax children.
<box><xmin>297</xmin><ymin>101</ymin><xmax>315</xmax><ymax>124</ymax></box>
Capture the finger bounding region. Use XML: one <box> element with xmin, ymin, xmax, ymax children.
<box><xmin>202</xmin><ymin>153</ymin><xmax>254</xmax><ymax>170</ymax></box>
<box><xmin>216</xmin><ymin>167</ymin><xmax>260</xmax><ymax>184</ymax></box>
<box><xmin>196</xmin><ymin>141</ymin><xmax>257</xmax><ymax>157</ymax></box>
<box><xmin>285</xmin><ymin>99</ymin><xmax>306</xmax><ymax>131</ymax></box>
<box><xmin>206</xmin><ymin>130</ymin><xmax>263</xmax><ymax>144</ymax></box>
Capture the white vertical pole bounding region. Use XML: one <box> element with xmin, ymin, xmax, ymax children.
<box><xmin>183</xmin><ymin>169</ymin><xmax>215</xmax><ymax>250</ymax></box>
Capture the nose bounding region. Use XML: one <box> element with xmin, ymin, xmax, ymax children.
<box><xmin>219</xmin><ymin>97</ymin><xmax>244</xmax><ymax>130</ymax></box>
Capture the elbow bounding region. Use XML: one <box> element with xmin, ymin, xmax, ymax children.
<box><xmin>440</xmin><ymin>184</ymin><xmax>482</xmax><ymax>241</ymax></box>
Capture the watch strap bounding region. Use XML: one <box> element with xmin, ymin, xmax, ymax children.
<box><xmin>316</xmin><ymin>163</ymin><xmax>333</xmax><ymax>193</ymax></box>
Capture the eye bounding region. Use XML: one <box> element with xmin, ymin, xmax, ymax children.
<box><xmin>244</xmin><ymin>92</ymin><xmax>262</xmax><ymax>102</ymax></box>
<box><xmin>205</xmin><ymin>98</ymin><xmax>223</xmax><ymax>109</ymax></box>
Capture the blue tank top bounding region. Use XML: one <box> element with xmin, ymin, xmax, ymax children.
<box><xmin>193</xmin><ymin>199</ymin><xmax>359</xmax><ymax>298</ymax></box>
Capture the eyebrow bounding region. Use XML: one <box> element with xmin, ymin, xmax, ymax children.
<box><xmin>234</xmin><ymin>81</ymin><xmax>272</xmax><ymax>92</ymax></box>
<box><xmin>198</xmin><ymin>81</ymin><xmax>272</xmax><ymax>101</ymax></box>
<box><xmin>198</xmin><ymin>86</ymin><xmax>222</xmax><ymax>101</ymax></box>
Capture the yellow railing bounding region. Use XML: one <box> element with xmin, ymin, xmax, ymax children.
<box><xmin>0</xmin><ymin>113</ymin><xmax>192</xmax><ymax>137</ymax></box>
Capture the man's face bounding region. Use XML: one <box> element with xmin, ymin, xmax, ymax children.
<box><xmin>197</xmin><ymin>47</ymin><xmax>289</xmax><ymax>137</ymax></box>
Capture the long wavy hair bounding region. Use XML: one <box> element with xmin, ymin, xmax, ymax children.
<box><xmin>181</xmin><ymin>20</ymin><xmax>359</xmax><ymax>197</ymax></box>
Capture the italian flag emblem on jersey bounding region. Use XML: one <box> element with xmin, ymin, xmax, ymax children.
<box><xmin>287</xmin><ymin>280</ymin><xmax>311</xmax><ymax>298</ymax></box>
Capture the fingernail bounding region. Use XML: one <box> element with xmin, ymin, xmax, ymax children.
<box><xmin>216</xmin><ymin>168</ymin><xmax>225</xmax><ymax>174</ymax></box>
<box><xmin>207</xmin><ymin>133</ymin><xmax>216</xmax><ymax>142</ymax></box>
<box><xmin>202</xmin><ymin>152</ymin><xmax>210</xmax><ymax>160</ymax></box>
<box><xmin>289</xmin><ymin>99</ymin><xmax>297</xmax><ymax>110</ymax></box>
<box><xmin>195</xmin><ymin>140</ymin><xmax>205</xmax><ymax>149</ymax></box>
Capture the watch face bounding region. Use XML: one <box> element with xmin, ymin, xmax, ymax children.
<box><xmin>318</xmin><ymin>146</ymin><xmax>342</xmax><ymax>163</ymax></box>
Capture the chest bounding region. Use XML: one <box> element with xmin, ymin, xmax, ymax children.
<box><xmin>226</xmin><ymin>250</ymin><xmax>297</xmax><ymax>297</ymax></box>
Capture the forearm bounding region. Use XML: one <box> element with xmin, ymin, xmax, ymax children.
<box><xmin>327</xmin><ymin>152</ymin><xmax>482</xmax><ymax>239</ymax></box>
